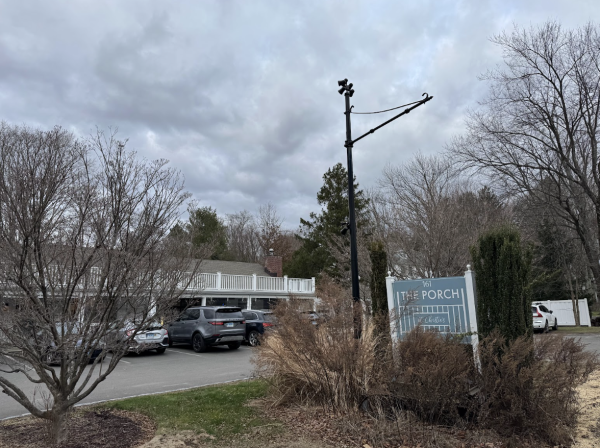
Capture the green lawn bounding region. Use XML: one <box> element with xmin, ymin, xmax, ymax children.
<box><xmin>102</xmin><ymin>379</ymin><xmax>280</xmax><ymax>441</ymax></box>
<box><xmin>556</xmin><ymin>326</ymin><xmax>600</xmax><ymax>334</ymax></box>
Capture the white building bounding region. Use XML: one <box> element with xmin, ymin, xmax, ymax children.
<box><xmin>177</xmin><ymin>256</ymin><xmax>316</xmax><ymax>311</ymax></box>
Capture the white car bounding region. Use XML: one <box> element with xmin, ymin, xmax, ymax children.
<box><xmin>532</xmin><ymin>304</ymin><xmax>558</xmax><ymax>333</ymax></box>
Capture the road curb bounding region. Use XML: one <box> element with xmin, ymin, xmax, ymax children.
<box><xmin>0</xmin><ymin>376</ymin><xmax>253</xmax><ymax>421</ymax></box>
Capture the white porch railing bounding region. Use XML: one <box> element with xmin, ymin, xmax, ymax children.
<box><xmin>180</xmin><ymin>272</ymin><xmax>315</xmax><ymax>294</ymax></box>
<box><xmin>12</xmin><ymin>266</ymin><xmax>316</xmax><ymax>295</ymax></box>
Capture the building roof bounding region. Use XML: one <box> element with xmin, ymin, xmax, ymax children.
<box><xmin>198</xmin><ymin>259</ymin><xmax>269</xmax><ymax>277</ymax></box>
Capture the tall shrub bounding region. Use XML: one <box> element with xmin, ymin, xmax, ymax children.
<box><xmin>369</xmin><ymin>241</ymin><xmax>390</xmax><ymax>363</ymax></box>
<box><xmin>369</xmin><ymin>240</ymin><xmax>389</xmax><ymax>318</ymax></box>
<box><xmin>470</xmin><ymin>226</ymin><xmax>532</xmax><ymax>340</ymax></box>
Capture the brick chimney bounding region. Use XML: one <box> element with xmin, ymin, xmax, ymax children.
<box><xmin>264</xmin><ymin>248</ymin><xmax>283</xmax><ymax>277</ymax></box>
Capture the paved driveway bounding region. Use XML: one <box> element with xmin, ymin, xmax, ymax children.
<box><xmin>0</xmin><ymin>343</ymin><xmax>255</xmax><ymax>420</ymax></box>
<box><xmin>562</xmin><ymin>333</ymin><xmax>600</xmax><ymax>354</ymax></box>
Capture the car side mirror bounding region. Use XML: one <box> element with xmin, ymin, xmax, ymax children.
<box><xmin>549</xmin><ymin>310</ymin><xmax>553</xmax><ymax>314</ymax></box>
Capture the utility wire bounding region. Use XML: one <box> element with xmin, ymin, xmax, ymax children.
<box><xmin>350</xmin><ymin>99</ymin><xmax>423</xmax><ymax>114</ymax></box>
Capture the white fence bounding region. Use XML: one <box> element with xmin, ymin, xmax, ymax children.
<box><xmin>11</xmin><ymin>265</ymin><xmax>316</xmax><ymax>295</ymax></box>
<box><xmin>533</xmin><ymin>299</ymin><xmax>591</xmax><ymax>326</ymax></box>
<box><xmin>180</xmin><ymin>272</ymin><xmax>315</xmax><ymax>294</ymax></box>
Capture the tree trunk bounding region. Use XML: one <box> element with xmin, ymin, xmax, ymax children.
<box><xmin>567</xmin><ymin>270</ymin><xmax>581</xmax><ymax>327</ymax></box>
<box><xmin>575</xmin><ymin>276</ymin><xmax>581</xmax><ymax>326</ymax></box>
<box><xmin>48</xmin><ymin>408</ymin><xmax>68</xmax><ymax>446</ymax></box>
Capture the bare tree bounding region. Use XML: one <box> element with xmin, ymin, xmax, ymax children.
<box><xmin>0</xmin><ymin>125</ymin><xmax>198</xmax><ymax>444</ymax></box>
<box><xmin>376</xmin><ymin>154</ymin><xmax>506</xmax><ymax>278</ymax></box>
<box><xmin>257</xmin><ymin>202</ymin><xmax>282</xmax><ymax>257</ymax></box>
<box><xmin>257</xmin><ymin>203</ymin><xmax>298</xmax><ymax>264</ymax></box>
<box><xmin>226</xmin><ymin>210</ymin><xmax>260</xmax><ymax>262</ymax></box>
<box><xmin>449</xmin><ymin>22</ymin><xmax>600</xmax><ymax>290</ymax></box>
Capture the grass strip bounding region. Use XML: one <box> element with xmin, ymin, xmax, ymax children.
<box><xmin>102</xmin><ymin>379</ymin><xmax>279</xmax><ymax>441</ymax></box>
<box><xmin>556</xmin><ymin>326</ymin><xmax>600</xmax><ymax>334</ymax></box>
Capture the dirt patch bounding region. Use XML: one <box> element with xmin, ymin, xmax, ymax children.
<box><xmin>0</xmin><ymin>409</ymin><xmax>155</xmax><ymax>448</ymax></box>
<box><xmin>573</xmin><ymin>370</ymin><xmax>600</xmax><ymax>448</ymax></box>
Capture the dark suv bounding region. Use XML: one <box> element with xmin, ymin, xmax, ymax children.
<box><xmin>241</xmin><ymin>310</ymin><xmax>275</xmax><ymax>347</ymax></box>
<box><xmin>168</xmin><ymin>306</ymin><xmax>246</xmax><ymax>352</ymax></box>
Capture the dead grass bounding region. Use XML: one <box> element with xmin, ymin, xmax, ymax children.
<box><xmin>253</xmin><ymin>286</ymin><xmax>381</xmax><ymax>411</ymax></box>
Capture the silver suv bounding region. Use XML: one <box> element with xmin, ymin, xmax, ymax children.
<box><xmin>168</xmin><ymin>306</ymin><xmax>246</xmax><ymax>352</ymax></box>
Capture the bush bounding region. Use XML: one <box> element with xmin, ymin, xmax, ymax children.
<box><xmin>255</xmin><ymin>282</ymin><xmax>599</xmax><ymax>447</ymax></box>
<box><xmin>389</xmin><ymin>328</ymin><xmax>475</xmax><ymax>424</ymax></box>
<box><xmin>476</xmin><ymin>331</ymin><xmax>598</xmax><ymax>445</ymax></box>
<box><xmin>471</xmin><ymin>226</ymin><xmax>533</xmax><ymax>341</ymax></box>
<box><xmin>253</xmin><ymin>280</ymin><xmax>383</xmax><ymax>411</ymax></box>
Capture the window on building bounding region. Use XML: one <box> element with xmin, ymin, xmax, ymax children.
<box><xmin>206</xmin><ymin>297</ymin><xmax>248</xmax><ymax>308</ymax></box>
<box><xmin>251</xmin><ymin>298</ymin><xmax>281</xmax><ymax>311</ymax></box>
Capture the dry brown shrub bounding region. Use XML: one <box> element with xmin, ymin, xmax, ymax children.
<box><xmin>389</xmin><ymin>327</ymin><xmax>475</xmax><ymax>425</ymax></box>
<box><xmin>253</xmin><ymin>280</ymin><xmax>385</xmax><ymax>411</ymax></box>
<box><xmin>254</xmin><ymin>283</ymin><xmax>599</xmax><ymax>448</ymax></box>
<box><xmin>476</xmin><ymin>331</ymin><xmax>599</xmax><ymax>446</ymax></box>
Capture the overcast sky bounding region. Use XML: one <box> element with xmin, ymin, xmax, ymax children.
<box><xmin>0</xmin><ymin>0</ymin><xmax>596</xmax><ymax>229</ymax></box>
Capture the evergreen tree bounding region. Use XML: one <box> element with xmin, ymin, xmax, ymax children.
<box><xmin>529</xmin><ymin>218</ymin><xmax>572</xmax><ymax>302</ymax></box>
<box><xmin>369</xmin><ymin>240</ymin><xmax>391</xmax><ymax>357</ymax></box>
<box><xmin>285</xmin><ymin>163</ymin><xmax>369</xmax><ymax>279</ymax></box>
<box><xmin>170</xmin><ymin>206</ymin><xmax>229</xmax><ymax>260</ymax></box>
<box><xmin>470</xmin><ymin>226</ymin><xmax>532</xmax><ymax>341</ymax></box>
<box><xmin>369</xmin><ymin>240</ymin><xmax>388</xmax><ymax>317</ymax></box>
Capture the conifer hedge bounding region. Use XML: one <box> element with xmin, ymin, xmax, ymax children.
<box><xmin>470</xmin><ymin>226</ymin><xmax>532</xmax><ymax>340</ymax></box>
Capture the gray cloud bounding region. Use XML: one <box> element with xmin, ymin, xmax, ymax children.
<box><xmin>0</xmin><ymin>0</ymin><xmax>596</xmax><ymax>229</ymax></box>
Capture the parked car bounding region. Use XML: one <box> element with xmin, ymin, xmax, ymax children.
<box><xmin>167</xmin><ymin>306</ymin><xmax>246</xmax><ymax>352</ymax></box>
<box><xmin>241</xmin><ymin>310</ymin><xmax>275</xmax><ymax>347</ymax></box>
<box><xmin>107</xmin><ymin>320</ymin><xmax>169</xmax><ymax>355</ymax></box>
<box><xmin>532</xmin><ymin>303</ymin><xmax>558</xmax><ymax>332</ymax></box>
<box><xmin>300</xmin><ymin>310</ymin><xmax>320</xmax><ymax>325</ymax></box>
<box><xmin>39</xmin><ymin>323</ymin><xmax>104</xmax><ymax>365</ymax></box>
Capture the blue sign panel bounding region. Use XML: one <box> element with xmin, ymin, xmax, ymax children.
<box><xmin>391</xmin><ymin>276</ymin><xmax>473</xmax><ymax>339</ymax></box>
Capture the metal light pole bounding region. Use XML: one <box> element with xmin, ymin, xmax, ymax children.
<box><xmin>337</xmin><ymin>78</ymin><xmax>433</xmax><ymax>338</ymax></box>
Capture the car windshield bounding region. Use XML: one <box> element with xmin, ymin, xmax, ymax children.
<box><xmin>216</xmin><ymin>308</ymin><xmax>243</xmax><ymax>319</ymax></box>
<box><xmin>531</xmin><ymin>307</ymin><xmax>537</xmax><ymax>313</ymax></box>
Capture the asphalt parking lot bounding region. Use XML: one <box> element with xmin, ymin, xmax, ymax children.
<box><xmin>0</xmin><ymin>343</ymin><xmax>255</xmax><ymax>420</ymax></box>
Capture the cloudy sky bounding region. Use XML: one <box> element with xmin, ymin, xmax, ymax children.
<box><xmin>0</xmin><ymin>0</ymin><xmax>596</xmax><ymax>228</ymax></box>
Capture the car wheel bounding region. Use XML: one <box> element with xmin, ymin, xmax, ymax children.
<box><xmin>192</xmin><ymin>333</ymin><xmax>207</xmax><ymax>353</ymax></box>
<box><xmin>248</xmin><ymin>330</ymin><xmax>260</xmax><ymax>347</ymax></box>
<box><xmin>543</xmin><ymin>320</ymin><xmax>549</xmax><ymax>333</ymax></box>
<box><xmin>155</xmin><ymin>347</ymin><xmax>166</xmax><ymax>354</ymax></box>
<box><xmin>553</xmin><ymin>319</ymin><xmax>558</xmax><ymax>331</ymax></box>
<box><xmin>228</xmin><ymin>341</ymin><xmax>241</xmax><ymax>350</ymax></box>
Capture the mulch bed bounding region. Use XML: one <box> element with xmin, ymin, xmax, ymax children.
<box><xmin>0</xmin><ymin>409</ymin><xmax>155</xmax><ymax>448</ymax></box>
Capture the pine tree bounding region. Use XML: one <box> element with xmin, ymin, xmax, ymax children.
<box><xmin>470</xmin><ymin>226</ymin><xmax>532</xmax><ymax>340</ymax></box>
<box><xmin>285</xmin><ymin>163</ymin><xmax>369</xmax><ymax>279</ymax></box>
<box><xmin>170</xmin><ymin>206</ymin><xmax>229</xmax><ymax>260</ymax></box>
